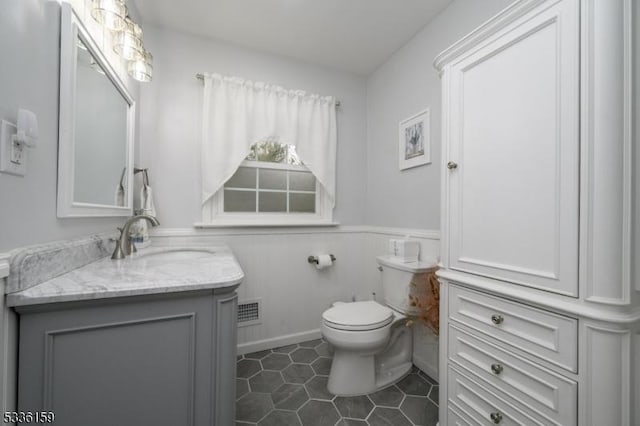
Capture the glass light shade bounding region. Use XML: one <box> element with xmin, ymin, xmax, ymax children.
<box><xmin>91</xmin><ymin>0</ymin><xmax>126</xmax><ymax>31</ymax></box>
<box><xmin>113</xmin><ymin>17</ymin><xmax>143</xmax><ymax>61</ymax></box>
<box><xmin>128</xmin><ymin>50</ymin><xmax>153</xmax><ymax>82</ymax></box>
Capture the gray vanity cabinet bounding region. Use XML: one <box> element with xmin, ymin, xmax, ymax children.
<box><xmin>16</xmin><ymin>288</ymin><xmax>238</xmax><ymax>426</ymax></box>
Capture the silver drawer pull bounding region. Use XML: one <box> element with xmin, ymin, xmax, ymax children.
<box><xmin>490</xmin><ymin>412</ymin><xmax>503</xmax><ymax>424</ymax></box>
<box><xmin>447</xmin><ymin>161</ymin><xmax>458</xmax><ymax>170</ymax></box>
<box><xmin>491</xmin><ymin>363</ymin><xmax>504</xmax><ymax>375</ymax></box>
<box><xmin>491</xmin><ymin>314</ymin><xmax>504</xmax><ymax>325</ymax></box>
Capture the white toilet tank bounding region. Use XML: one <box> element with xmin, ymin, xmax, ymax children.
<box><xmin>376</xmin><ymin>255</ymin><xmax>437</xmax><ymax>314</ymax></box>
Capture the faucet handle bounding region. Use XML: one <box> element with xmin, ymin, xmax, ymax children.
<box><xmin>111</xmin><ymin>244</ymin><xmax>126</xmax><ymax>260</ymax></box>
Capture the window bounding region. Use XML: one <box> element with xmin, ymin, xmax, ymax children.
<box><xmin>202</xmin><ymin>141</ymin><xmax>333</xmax><ymax>226</ymax></box>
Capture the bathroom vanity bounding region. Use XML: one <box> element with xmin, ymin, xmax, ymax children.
<box><xmin>7</xmin><ymin>245</ymin><xmax>243</xmax><ymax>426</ymax></box>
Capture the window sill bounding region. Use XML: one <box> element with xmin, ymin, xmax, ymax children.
<box><xmin>193</xmin><ymin>221</ymin><xmax>340</xmax><ymax>229</ymax></box>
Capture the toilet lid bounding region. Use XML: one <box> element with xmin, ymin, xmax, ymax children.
<box><xmin>322</xmin><ymin>301</ymin><xmax>394</xmax><ymax>331</ymax></box>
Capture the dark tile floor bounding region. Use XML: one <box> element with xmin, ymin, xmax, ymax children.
<box><xmin>236</xmin><ymin>338</ymin><xmax>439</xmax><ymax>426</ymax></box>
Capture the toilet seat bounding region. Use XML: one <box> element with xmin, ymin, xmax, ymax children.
<box><xmin>322</xmin><ymin>301</ymin><xmax>394</xmax><ymax>331</ymax></box>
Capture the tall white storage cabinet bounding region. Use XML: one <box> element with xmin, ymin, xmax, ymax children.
<box><xmin>435</xmin><ymin>0</ymin><xmax>637</xmax><ymax>425</ymax></box>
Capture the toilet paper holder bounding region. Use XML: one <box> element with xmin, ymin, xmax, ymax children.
<box><xmin>308</xmin><ymin>254</ymin><xmax>336</xmax><ymax>264</ymax></box>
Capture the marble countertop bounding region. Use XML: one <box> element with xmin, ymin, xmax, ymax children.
<box><xmin>6</xmin><ymin>246</ymin><xmax>244</xmax><ymax>307</ymax></box>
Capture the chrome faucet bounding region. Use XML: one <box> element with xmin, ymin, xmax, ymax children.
<box><xmin>111</xmin><ymin>214</ymin><xmax>160</xmax><ymax>260</ymax></box>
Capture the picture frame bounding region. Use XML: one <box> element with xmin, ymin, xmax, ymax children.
<box><xmin>398</xmin><ymin>108</ymin><xmax>431</xmax><ymax>170</ymax></box>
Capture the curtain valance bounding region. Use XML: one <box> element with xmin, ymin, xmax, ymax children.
<box><xmin>201</xmin><ymin>73</ymin><xmax>337</xmax><ymax>207</ymax></box>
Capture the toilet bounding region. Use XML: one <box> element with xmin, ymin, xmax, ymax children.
<box><xmin>321</xmin><ymin>255</ymin><xmax>436</xmax><ymax>396</ymax></box>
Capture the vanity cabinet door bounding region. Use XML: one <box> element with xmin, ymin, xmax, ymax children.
<box><xmin>444</xmin><ymin>0</ymin><xmax>580</xmax><ymax>296</ymax></box>
<box><xmin>17</xmin><ymin>291</ymin><xmax>235</xmax><ymax>426</ymax></box>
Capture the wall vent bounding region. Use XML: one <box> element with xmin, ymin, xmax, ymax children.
<box><xmin>238</xmin><ymin>298</ymin><xmax>262</xmax><ymax>327</ymax></box>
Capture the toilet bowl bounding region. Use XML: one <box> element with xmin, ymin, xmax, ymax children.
<box><xmin>320</xmin><ymin>255</ymin><xmax>436</xmax><ymax>396</ymax></box>
<box><xmin>322</xmin><ymin>300</ymin><xmax>413</xmax><ymax>396</ymax></box>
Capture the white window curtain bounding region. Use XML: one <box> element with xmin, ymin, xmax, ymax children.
<box><xmin>201</xmin><ymin>73</ymin><xmax>337</xmax><ymax>207</ymax></box>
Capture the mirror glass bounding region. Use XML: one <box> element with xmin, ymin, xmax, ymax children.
<box><xmin>57</xmin><ymin>4</ymin><xmax>135</xmax><ymax>218</ymax></box>
<box><xmin>73</xmin><ymin>40</ymin><xmax>129</xmax><ymax>206</ymax></box>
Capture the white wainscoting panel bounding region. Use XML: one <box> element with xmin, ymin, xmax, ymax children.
<box><xmin>152</xmin><ymin>226</ymin><xmax>441</xmax><ymax>357</ymax></box>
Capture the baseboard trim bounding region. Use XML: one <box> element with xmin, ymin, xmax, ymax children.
<box><xmin>237</xmin><ymin>329</ymin><xmax>322</xmax><ymax>355</ymax></box>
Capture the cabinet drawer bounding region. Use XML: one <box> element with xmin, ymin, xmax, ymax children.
<box><xmin>448</xmin><ymin>406</ymin><xmax>476</xmax><ymax>425</ymax></box>
<box><xmin>448</xmin><ymin>366</ymin><xmax>547</xmax><ymax>426</ymax></box>
<box><xmin>449</xmin><ymin>285</ymin><xmax>578</xmax><ymax>372</ymax></box>
<box><xmin>449</xmin><ymin>325</ymin><xmax>577</xmax><ymax>426</ymax></box>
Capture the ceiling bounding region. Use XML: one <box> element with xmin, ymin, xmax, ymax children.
<box><xmin>132</xmin><ymin>0</ymin><xmax>453</xmax><ymax>75</ymax></box>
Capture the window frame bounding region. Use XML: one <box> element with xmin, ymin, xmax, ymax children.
<box><xmin>201</xmin><ymin>159</ymin><xmax>334</xmax><ymax>227</ymax></box>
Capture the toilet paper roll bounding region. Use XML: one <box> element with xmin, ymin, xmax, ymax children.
<box><xmin>315</xmin><ymin>254</ymin><xmax>333</xmax><ymax>270</ymax></box>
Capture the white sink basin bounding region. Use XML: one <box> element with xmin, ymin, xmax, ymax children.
<box><xmin>132</xmin><ymin>248</ymin><xmax>216</xmax><ymax>262</ymax></box>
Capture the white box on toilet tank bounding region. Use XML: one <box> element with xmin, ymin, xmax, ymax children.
<box><xmin>389</xmin><ymin>239</ymin><xmax>420</xmax><ymax>263</ymax></box>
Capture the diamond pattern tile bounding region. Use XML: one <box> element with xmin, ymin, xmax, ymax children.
<box><xmin>236</xmin><ymin>338</ymin><xmax>438</xmax><ymax>425</ymax></box>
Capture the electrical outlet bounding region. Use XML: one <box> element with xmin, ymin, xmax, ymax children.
<box><xmin>0</xmin><ymin>120</ymin><xmax>27</xmax><ymax>176</ymax></box>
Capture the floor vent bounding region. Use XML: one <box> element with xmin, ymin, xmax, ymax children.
<box><xmin>238</xmin><ymin>298</ymin><xmax>261</xmax><ymax>327</ymax></box>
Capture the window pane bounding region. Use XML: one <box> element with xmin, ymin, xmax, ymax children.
<box><xmin>225</xmin><ymin>167</ymin><xmax>256</xmax><ymax>189</ymax></box>
<box><xmin>258</xmin><ymin>191</ymin><xmax>286</xmax><ymax>212</ymax></box>
<box><xmin>259</xmin><ymin>169</ymin><xmax>286</xmax><ymax>190</ymax></box>
<box><xmin>224</xmin><ymin>190</ymin><xmax>256</xmax><ymax>212</ymax></box>
<box><xmin>290</xmin><ymin>193</ymin><xmax>316</xmax><ymax>213</ymax></box>
<box><xmin>289</xmin><ymin>171</ymin><xmax>316</xmax><ymax>191</ymax></box>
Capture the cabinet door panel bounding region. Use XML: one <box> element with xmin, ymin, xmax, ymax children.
<box><xmin>447</xmin><ymin>0</ymin><xmax>579</xmax><ymax>296</ymax></box>
<box><xmin>46</xmin><ymin>315</ymin><xmax>196</xmax><ymax>426</ymax></box>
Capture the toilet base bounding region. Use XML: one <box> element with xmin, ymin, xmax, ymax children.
<box><xmin>326</xmin><ymin>351</ymin><xmax>413</xmax><ymax>397</ymax></box>
<box><xmin>375</xmin><ymin>361</ymin><xmax>413</xmax><ymax>390</ymax></box>
<box><xmin>327</xmin><ymin>350</ymin><xmax>376</xmax><ymax>396</ymax></box>
<box><xmin>326</xmin><ymin>323</ymin><xmax>413</xmax><ymax>396</ymax></box>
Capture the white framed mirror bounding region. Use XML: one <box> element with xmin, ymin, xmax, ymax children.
<box><xmin>57</xmin><ymin>3</ymin><xmax>135</xmax><ymax>218</ymax></box>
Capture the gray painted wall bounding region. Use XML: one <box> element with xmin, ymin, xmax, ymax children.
<box><xmin>0</xmin><ymin>0</ymin><xmax>141</xmax><ymax>253</ymax></box>
<box><xmin>365</xmin><ymin>0</ymin><xmax>515</xmax><ymax>229</ymax></box>
<box><xmin>138</xmin><ymin>26</ymin><xmax>368</xmax><ymax>227</ymax></box>
<box><xmin>1</xmin><ymin>0</ymin><xmax>513</xmax><ymax>251</ymax></box>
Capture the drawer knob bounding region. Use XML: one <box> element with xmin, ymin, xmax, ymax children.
<box><xmin>491</xmin><ymin>314</ymin><xmax>504</xmax><ymax>325</ymax></box>
<box><xmin>447</xmin><ymin>161</ymin><xmax>458</xmax><ymax>170</ymax></box>
<box><xmin>490</xmin><ymin>412</ymin><xmax>503</xmax><ymax>424</ymax></box>
<box><xmin>491</xmin><ymin>363</ymin><xmax>504</xmax><ymax>375</ymax></box>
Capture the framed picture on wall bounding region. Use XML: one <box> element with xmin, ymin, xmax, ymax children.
<box><xmin>398</xmin><ymin>109</ymin><xmax>431</xmax><ymax>170</ymax></box>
